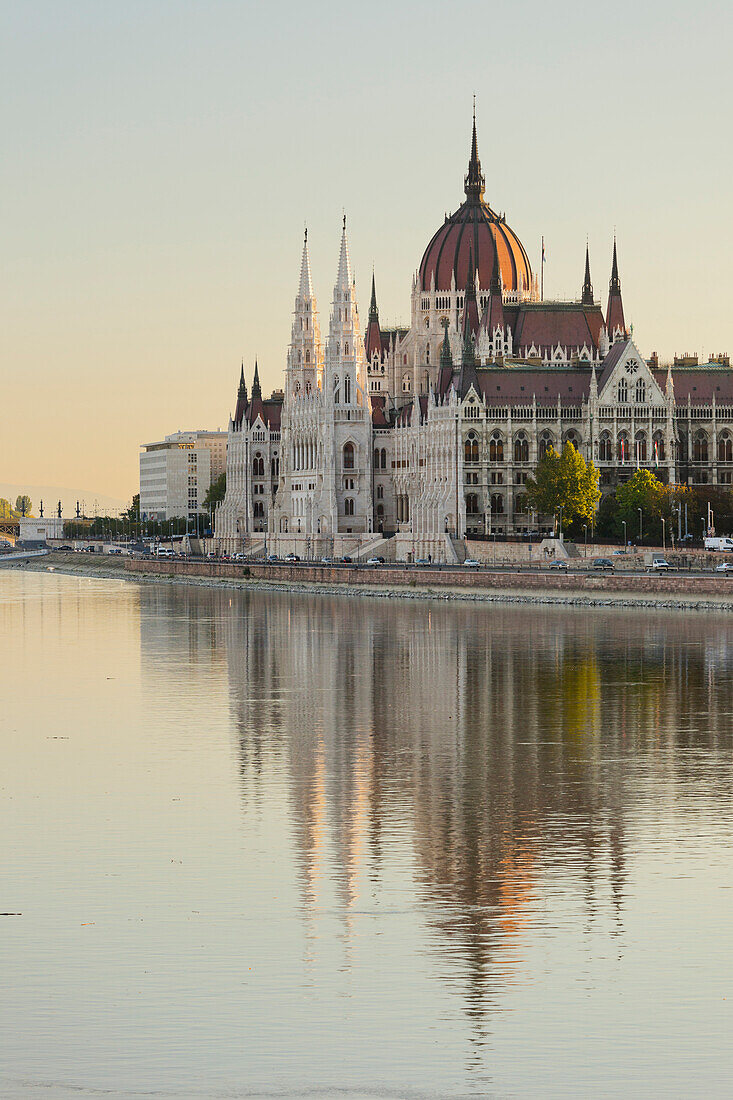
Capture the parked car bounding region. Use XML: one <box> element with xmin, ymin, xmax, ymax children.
<box><xmin>285</xmin><ymin>553</ymin><xmax>301</xmax><ymax>562</ymax></box>
<box><xmin>715</xmin><ymin>562</ymin><xmax>733</xmax><ymax>573</ymax></box>
<box><xmin>414</xmin><ymin>557</ymin><xmax>431</xmax><ymax>566</ymax></box>
<box><xmin>340</xmin><ymin>555</ymin><xmax>353</xmax><ymax>564</ymax></box>
<box><xmin>83</xmin><ymin>546</ymin><xmax>96</xmax><ymax>553</ymax></box>
<box><xmin>107</xmin><ymin>547</ymin><xmax>123</xmax><ymax>555</ymax></box>
<box><xmin>646</xmin><ymin>557</ymin><xmax>671</xmax><ymax>572</ymax></box>
<box><xmin>366</xmin><ymin>556</ymin><xmax>385</xmax><ymax>566</ymax></box>
<box><xmin>548</xmin><ymin>560</ymin><xmax>568</xmax><ymax>571</ymax></box>
<box><xmin>320</xmin><ymin>556</ymin><xmax>333</xmax><ymax>564</ymax></box>
<box><xmin>59</xmin><ymin>544</ymin><xmax>74</xmax><ymax>551</ymax></box>
<box><xmin>463</xmin><ymin>558</ymin><xmax>481</xmax><ymax>568</ymax></box>
<box><xmin>266</xmin><ymin>554</ymin><xmax>279</xmax><ymax>563</ymax></box>
<box><xmin>612</xmin><ymin>549</ymin><xmax>627</xmax><ymax>556</ymax></box>
<box><xmin>592</xmin><ymin>558</ymin><xmax>614</xmax><ymax>570</ymax></box>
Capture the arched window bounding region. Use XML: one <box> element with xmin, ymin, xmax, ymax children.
<box><xmin>693</xmin><ymin>432</ymin><xmax>708</xmax><ymax>462</ymax></box>
<box><xmin>514</xmin><ymin>436</ymin><xmax>529</xmax><ymax>463</ymax></box>
<box><xmin>305</xmin><ymin>350</ymin><xmax>310</xmax><ymax>364</ymax></box>
<box><xmin>402</xmin><ymin>372</ymin><xmax>411</xmax><ymax>392</ymax></box>
<box><xmin>252</xmin><ymin>454</ymin><xmax>264</xmax><ymax>477</ymax></box>
<box><xmin>514</xmin><ymin>495</ymin><xmax>529</xmax><ymax>515</ymax></box>
<box><xmin>334</xmin><ymin>375</ymin><xmax>340</xmax><ymax>403</ymax></box>
<box><xmin>635</xmin><ymin>431</ymin><xmax>647</xmax><ymax>462</ymax></box>
<box><xmin>297</xmin><ymin>350</ymin><xmax>302</xmax><ymax>364</ymax></box>
<box><xmin>345</xmin><ymin>342</ymin><xmax>349</xmax><ymax>356</ymax></box>
<box><xmin>271</xmin><ymin>456</ymin><xmax>279</xmax><ymax>477</ymax></box>
<box><xmin>653</xmin><ymin>432</ymin><xmax>665</xmax><ymax>463</ymax></box>
<box><xmin>305</xmin><ymin>380</ymin><xmax>311</xmax><ymax>395</ymax></box>
<box><xmin>718</xmin><ymin>433</ymin><xmax>733</xmax><ymax>462</ymax></box>
<box><xmin>344</xmin><ymin>497</ymin><xmax>354</xmax><ymax>516</ymax></box>
<box><xmin>343</xmin><ymin>442</ymin><xmax>355</xmax><ymax>470</ymax></box>
<box><xmin>374</xmin><ymin>448</ymin><xmax>380</xmax><ymax>469</ymax></box>
<box><xmin>490</xmin><ymin>493</ymin><xmax>504</xmax><ymax>515</ymax></box>
<box><xmin>599</xmin><ymin>432</ymin><xmax>612</xmax><ymax>462</ymax></box>
<box><xmin>253</xmin><ymin>501</ymin><xmax>264</xmax><ymax>518</ymax></box>
<box><xmin>564</xmin><ymin>432</ymin><xmax>580</xmax><ymax>451</ymax></box>
<box><xmin>465</xmin><ymin>493</ymin><xmax>479</xmax><ymax>515</ymax></box>
<box><xmin>376</xmin><ymin>484</ymin><xmax>384</xmax><ymax>500</ymax></box>
<box><xmin>280</xmin><ymin>517</ymin><xmax>288</xmax><ymax>533</ymax></box>
<box><xmin>344</xmin><ymin>375</ymin><xmax>351</xmax><ymax>404</ymax></box>
<box><xmin>635</xmin><ymin>377</ymin><xmax>646</xmax><ymax>404</ymax></box>
<box><xmin>489</xmin><ymin>435</ymin><xmax>504</xmax><ymax>462</ymax></box>
<box><xmin>617</xmin><ymin>431</ymin><xmax>630</xmax><ymax>463</ymax></box>
<box><xmin>464</xmin><ymin>433</ymin><xmax>479</xmax><ymax>464</ymax></box>
<box><xmin>376</xmin><ymin>504</ymin><xmax>384</xmax><ymax>519</ymax></box>
<box><xmin>539</xmin><ymin>433</ymin><xmax>554</xmax><ymax>459</ymax></box>
<box><xmin>380</xmin><ymin>448</ymin><xmax>387</xmax><ymax>469</ymax></box>
<box><xmin>618</xmin><ymin>378</ymin><xmax>628</xmax><ymax>403</ymax></box>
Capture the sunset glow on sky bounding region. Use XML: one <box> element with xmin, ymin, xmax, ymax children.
<box><xmin>2</xmin><ymin>0</ymin><xmax>731</xmax><ymax>502</ymax></box>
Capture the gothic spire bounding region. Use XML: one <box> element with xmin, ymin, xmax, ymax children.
<box><xmin>299</xmin><ymin>227</ymin><xmax>314</xmax><ymax>299</ymax></box>
<box><xmin>336</xmin><ymin>213</ymin><xmax>353</xmax><ymax>289</ymax></box>
<box><xmin>609</xmin><ymin>235</ymin><xmax>621</xmax><ymax>294</ymax></box>
<box><xmin>582</xmin><ymin>242</ymin><xmax>594</xmax><ymax>306</ymax></box>
<box><xmin>440</xmin><ymin>321</ymin><xmax>453</xmax><ymax>369</ymax></box>
<box><xmin>369</xmin><ymin>269</ymin><xmax>378</xmax><ymax>322</ymax></box>
<box><xmin>252</xmin><ymin>359</ymin><xmax>261</xmax><ymax>399</ymax></box>
<box><xmin>464</xmin><ymin>98</ymin><xmax>485</xmax><ymax>203</ymax></box>
<box><xmin>606</xmin><ymin>236</ymin><xmax>627</xmax><ymax>338</ymax></box>
<box><xmin>234</xmin><ymin>362</ymin><xmax>248</xmax><ymax>427</ymax></box>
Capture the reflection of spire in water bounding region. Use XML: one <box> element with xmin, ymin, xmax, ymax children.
<box><xmin>217</xmin><ymin>593</ymin><xmax>733</xmax><ymax>1038</ymax></box>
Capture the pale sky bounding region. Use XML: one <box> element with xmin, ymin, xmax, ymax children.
<box><xmin>2</xmin><ymin>0</ymin><xmax>732</xmax><ymax>503</ymax></box>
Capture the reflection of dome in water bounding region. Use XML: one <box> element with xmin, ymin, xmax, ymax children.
<box><xmin>418</xmin><ymin>115</ymin><xmax>532</xmax><ymax>295</ymax></box>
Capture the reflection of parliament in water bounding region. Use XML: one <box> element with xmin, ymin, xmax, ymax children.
<box><xmin>140</xmin><ymin>588</ymin><xmax>733</xmax><ymax>1010</ymax></box>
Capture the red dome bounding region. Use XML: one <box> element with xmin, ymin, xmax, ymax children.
<box><xmin>419</xmin><ymin>118</ymin><xmax>532</xmax><ymax>295</ymax></box>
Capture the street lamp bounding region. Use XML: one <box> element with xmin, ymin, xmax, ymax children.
<box><xmin>557</xmin><ymin>504</ymin><xmax>563</xmax><ymax>541</ymax></box>
<box><xmin>622</xmin><ymin>520</ymin><xmax>627</xmax><ymax>550</ymax></box>
<box><xmin>583</xmin><ymin>523</ymin><xmax>588</xmax><ymax>557</ymax></box>
<box><xmin>638</xmin><ymin>507</ymin><xmax>643</xmax><ymax>544</ymax></box>
<box><xmin>661</xmin><ymin>517</ymin><xmax>666</xmax><ymax>551</ymax></box>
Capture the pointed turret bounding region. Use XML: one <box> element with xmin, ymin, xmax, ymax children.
<box><xmin>459</xmin><ymin>252</ymin><xmax>480</xmax><ymax>397</ymax></box>
<box><xmin>437</xmin><ymin>320</ymin><xmax>454</xmax><ymax>396</ymax></box>
<box><xmin>582</xmin><ymin>243</ymin><xmax>594</xmax><ymax>306</ymax></box>
<box><xmin>481</xmin><ymin>235</ymin><xmax>505</xmax><ymax>343</ymax></box>
<box><xmin>336</xmin><ymin>213</ymin><xmax>353</xmax><ymax>289</ymax></box>
<box><xmin>234</xmin><ymin>362</ymin><xmax>248</xmax><ymax>427</ymax></box>
<box><xmin>606</xmin><ymin>237</ymin><xmax>627</xmax><ymax>339</ymax></box>
<box><xmin>464</xmin><ymin>99</ymin><xmax>485</xmax><ymax>204</ymax></box>
<box><xmin>364</xmin><ymin>269</ymin><xmax>383</xmax><ymax>361</ymax></box>
<box><xmin>252</xmin><ymin>360</ymin><xmax>261</xmax><ymax>400</ymax></box>
<box><xmin>299</xmin><ymin>227</ymin><xmax>314</xmax><ymax>299</ymax></box>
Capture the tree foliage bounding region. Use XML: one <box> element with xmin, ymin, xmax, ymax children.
<box><xmin>15</xmin><ymin>494</ymin><xmax>32</xmax><ymax>516</ymax></box>
<box><xmin>203</xmin><ymin>472</ymin><xmax>226</xmax><ymax>509</ymax></box>
<box><xmin>525</xmin><ymin>443</ymin><xmax>600</xmax><ymax>532</ymax></box>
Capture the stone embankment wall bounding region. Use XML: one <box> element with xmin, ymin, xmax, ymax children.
<box><xmin>125</xmin><ymin>558</ymin><xmax>733</xmax><ymax>599</ymax></box>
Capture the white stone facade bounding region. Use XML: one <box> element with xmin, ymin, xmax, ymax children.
<box><xmin>214</xmin><ymin>121</ymin><xmax>733</xmax><ymax>561</ymax></box>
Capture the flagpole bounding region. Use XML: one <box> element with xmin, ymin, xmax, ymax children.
<box><xmin>541</xmin><ymin>236</ymin><xmax>544</xmax><ymax>302</ymax></box>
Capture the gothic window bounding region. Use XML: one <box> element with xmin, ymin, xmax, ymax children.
<box><xmin>343</xmin><ymin>442</ymin><xmax>355</xmax><ymax>470</ymax></box>
<box><xmin>653</xmin><ymin>432</ymin><xmax>665</xmax><ymax>463</ymax></box>
<box><xmin>635</xmin><ymin>431</ymin><xmax>647</xmax><ymax>462</ymax></box>
<box><xmin>376</xmin><ymin>504</ymin><xmax>384</xmax><ymax>519</ymax></box>
<box><xmin>344</xmin><ymin>375</ymin><xmax>352</xmax><ymax>403</ymax></box>
<box><xmin>465</xmin><ymin>493</ymin><xmax>480</xmax><ymax>515</ymax></box>
<box><xmin>718</xmin><ymin>433</ymin><xmax>733</xmax><ymax>462</ymax></box>
<box><xmin>334</xmin><ymin>375</ymin><xmax>340</xmax><ymax>403</ymax></box>
<box><xmin>617</xmin><ymin>431</ymin><xmax>630</xmax><ymax>462</ymax></box>
<box><xmin>618</xmin><ymin>378</ymin><xmax>628</xmax><ymax>403</ymax></box>
<box><xmin>693</xmin><ymin>432</ymin><xmax>708</xmax><ymax>462</ymax></box>
<box><xmin>380</xmin><ymin>448</ymin><xmax>387</xmax><ymax>469</ymax></box>
<box><xmin>514</xmin><ymin>436</ymin><xmax>529</xmax><ymax>463</ymax></box>
<box><xmin>635</xmin><ymin>377</ymin><xmax>646</xmax><ymax>403</ymax></box>
<box><xmin>464</xmin><ymin>433</ymin><xmax>479</xmax><ymax>464</ymax></box>
<box><xmin>345</xmin><ymin>343</ymin><xmax>349</xmax><ymax>356</ymax></box>
<box><xmin>305</xmin><ymin>380</ymin><xmax>311</xmax><ymax>395</ymax></box>
<box><xmin>374</xmin><ymin>448</ymin><xmax>380</xmax><ymax>469</ymax></box>
<box><xmin>280</xmin><ymin>517</ymin><xmax>288</xmax><ymax>533</ymax></box>
<box><xmin>298</xmin><ymin>350</ymin><xmax>302</xmax><ymax>364</ymax></box>
<box><xmin>253</xmin><ymin>501</ymin><xmax>264</xmax><ymax>518</ymax></box>
<box><xmin>539</xmin><ymin>433</ymin><xmax>554</xmax><ymax>458</ymax></box>
<box><xmin>564</xmin><ymin>431</ymin><xmax>580</xmax><ymax>450</ymax></box>
<box><xmin>306</xmin><ymin>350</ymin><xmax>310</xmax><ymax>364</ymax></box>
<box><xmin>489</xmin><ymin>436</ymin><xmax>504</xmax><ymax>462</ymax></box>
<box><xmin>377</xmin><ymin>484</ymin><xmax>384</xmax><ymax>500</ymax></box>
<box><xmin>599</xmin><ymin>432</ymin><xmax>612</xmax><ymax>462</ymax></box>
<box><xmin>514</xmin><ymin>495</ymin><xmax>529</xmax><ymax>515</ymax></box>
<box><xmin>677</xmin><ymin>433</ymin><xmax>688</xmax><ymax>461</ymax></box>
<box><xmin>426</xmin><ymin>345</ymin><xmax>430</xmax><ymax>366</ymax></box>
<box><xmin>344</xmin><ymin>497</ymin><xmax>354</xmax><ymax>516</ymax></box>
<box><xmin>271</xmin><ymin>456</ymin><xmax>279</xmax><ymax>477</ymax></box>
<box><xmin>490</xmin><ymin>493</ymin><xmax>504</xmax><ymax>515</ymax></box>
<box><xmin>402</xmin><ymin>373</ymin><xmax>411</xmax><ymax>393</ymax></box>
<box><xmin>252</xmin><ymin>454</ymin><xmax>265</xmax><ymax>477</ymax></box>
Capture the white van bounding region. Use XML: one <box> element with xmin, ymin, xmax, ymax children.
<box><xmin>155</xmin><ymin>546</ymin><xmax>175</xmax><ymax>559</ymax></box>
<box><xmin>704</xmin><ymin>537</ymin><xmax>733</xmax><ymax>552</ymax></box>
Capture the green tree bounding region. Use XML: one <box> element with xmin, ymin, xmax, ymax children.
<box><xmin>525</xmin><ymin>443</ymin><xmax>600</xmax><ymax>533</ymax></box>
<box><xmin>614</xmin><ymin>470</ymin><xmax>672</xmax><ymax>544</ymax></box>
<box><xmin>123</xmin><ymin>493</ymin><xmax>140</xmax><ymax>521</ymax></box>
<box><xmin>203</xmin><ymin>472</ymin><xmax>226</xmax><ymax>509</ymax></box>
<box><xmin>0</xmin><ymin>498</ymin><xmax>11</xmax><ymax>520</ymax></box>
<box><xmin>15</xmin><ymin>494</ymin><xmax>32</xmax><ymax>517</ymax></box>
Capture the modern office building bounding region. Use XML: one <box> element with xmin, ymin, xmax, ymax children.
<box><xmin>139</xmin><ymin>430</ymin><xmax>227</xmax><ymax>521</ymax></box>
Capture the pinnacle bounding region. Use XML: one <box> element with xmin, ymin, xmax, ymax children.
<box><xmin>299</xmin><ymin>228</ymin><xmax>314</xmax><ymax>299</ymax></box>
<box><xmin>336</xmin><ymin>216</ymin><xmax>353</xmax><ymax>289</ymax></box>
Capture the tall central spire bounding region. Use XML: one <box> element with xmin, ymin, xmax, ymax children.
<box><xmin>299</xmin><ymin>227</ymin><xmax>314</xmax><ymax>299</ymax></box>
<box><xmin>464</xmin><ymin>98</ymin><xmax>485</xmax><ymax>204</ymax></box>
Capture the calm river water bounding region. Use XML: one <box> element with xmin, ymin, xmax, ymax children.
<box><xmin>2</xmin><ymin>571</ymin><xmax>733</xmax><ymax>1098</ymax></box>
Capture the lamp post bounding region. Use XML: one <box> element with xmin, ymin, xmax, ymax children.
<box><xmin>583</xmin><ymin>524</ymin><xmax>588</xmax><ymax>557</ymax></box>
<box><xmin>557</xmin><ymin>504</ymin><xmax>563</xmax><ymax>542</ymax></box>
<box><xmin>622</xmin><ymin>520</ymin><xmax>627</xmax><ymax>550</ymax></box>
<box><xmin>661</xmin><ymin>517</ymin><xmax>666</xmax><ymax>551</ymax></box>
<box><xmin>638</xmin><ymin>507</ymin><xmax>643</xmax><ymax>544</ymax></box>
